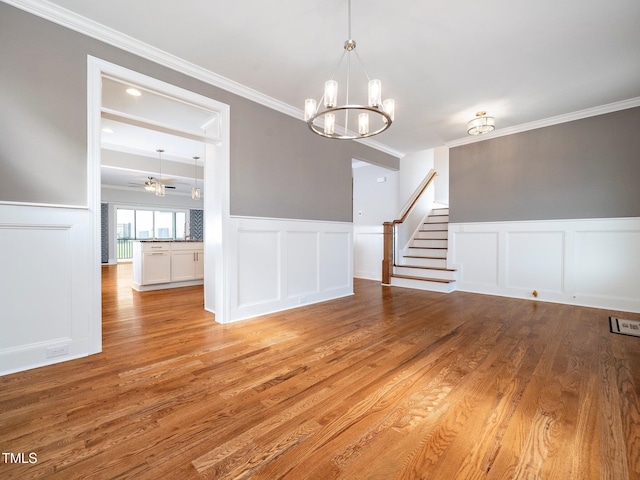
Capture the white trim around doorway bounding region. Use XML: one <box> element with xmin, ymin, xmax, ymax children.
<box><xmin>87</xmin><ymin>56</ymin><xmax>231</xmax><ymax>329</ymax></box>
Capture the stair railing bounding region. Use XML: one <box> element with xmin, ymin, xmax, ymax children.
<box><xmin>383</xmin><ymin>169</ymin><xmax>438</xmax><ymax>284</ymax></box>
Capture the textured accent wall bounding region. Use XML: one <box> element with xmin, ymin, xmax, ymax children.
<box><xmin>190</xmin><ymin>209</ymin><xmax>203</xmax><ymax>240</ymax></box>
<box><xmin>101</xmin><ymin>203</ymin><xmax>109</xmax><ymax>263</ymax></box>
<box><xmin>450</xmin><ymin>107</ymin><xmax>640</xmax><ymax>223</ymax></box>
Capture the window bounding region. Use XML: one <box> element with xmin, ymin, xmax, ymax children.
<box><xmin>116</xmin><ymin>208</ymin><xmax>189</xmax><ymax>260</ymax></box>
<box><xmin>135</xmin><ymin>210</ymin><xmax>153</xmax><ymax>240</ymax></box>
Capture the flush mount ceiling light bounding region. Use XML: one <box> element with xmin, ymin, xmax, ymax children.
<box><xmin>304</xmin><ymin>0</ymin><xmax>395</xmax><ymax>139</ymax></box>
<box><xmin>467</xmin><ymin>111</ymin><xmax>495</xmax><ymax>136</ymax></box>
<box><xmin>191</xmin><ymin>156</ymin><xmax>201</xmax><ymax>200</ymax></box>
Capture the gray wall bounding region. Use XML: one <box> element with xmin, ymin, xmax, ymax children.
<box><xmin>0</xmin><ymin>3</ymin><xmax>398</xmax><ymax>221</ymax></box>
<box><xmin>449</xmin><ymin>107</ymin><xmax>640</xmax><ymax>223</ymax></box>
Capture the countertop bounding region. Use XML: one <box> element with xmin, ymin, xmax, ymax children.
<box><xmin>135</xmin><ymin>240</ymin><xmax>203</xmax><ymax>243</ymax></box>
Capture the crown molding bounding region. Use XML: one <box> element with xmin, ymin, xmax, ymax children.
<box><xmin>446</xmin><ymin>97</ymin><xmax>640</xmax><ymax>148</ymax></box>
<box><xmin>355</xmin><ymin>137</ymin><xmax>404</xmax><ymax>158</ymax></box>
<box><xmin>4</xmin><ymin>0</ymin><xmax>403</xmax><ymax>158</ymax></box>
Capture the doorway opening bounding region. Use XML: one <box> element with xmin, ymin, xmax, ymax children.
<box><xmin>88</xmin><ymin>57</ymin><xmax>231</xmax><ymax>352</ymax></box>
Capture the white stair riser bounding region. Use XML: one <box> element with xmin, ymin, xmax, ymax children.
<box><xmin>412</xmin><ymin>239</ymin><xmax>448</xmax><ymax>248</ymax></box>
<box><xmin>421</xmin><ymin>223</ymin><xmax>448</xmax><ymax>231</ymax></box>
<box><xmin>426</xmin><ymin>215</ymin><xmax>449</xmax><ymax>223</ymax></box>
<box><xmin>390</xmin><ymin>276</ymin><xmax>455</xmax><ymax>293</ymax></box>
<box><xmin>398</xmin><ymin>257</ymin><xmax>447</xmax><ymax>268</ymax></box>
<box><xmin>393</xmin><ymin>267</ymin><xmax>457</xmax><ymax>281</ymax></box>
<box><xmin>406</xmin><ymin>247</ymin><xmax>447</xmax><ymax>258</ymax></box>
<box><xmin>416</xmin><ymin>230</ymin><xmax>448</xmax><ymax>240</ymax></box>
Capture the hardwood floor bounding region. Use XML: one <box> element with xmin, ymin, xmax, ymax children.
<box><xmin>1</xmin><ymin>264</ymin><xmax>639</xmax><ymax>479</ymax></box>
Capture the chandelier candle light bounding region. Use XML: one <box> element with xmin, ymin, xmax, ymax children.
<box><xmin>304</xmin><ymin>0</ymin><xmax>395</xmax><ymax>139</ymax></box>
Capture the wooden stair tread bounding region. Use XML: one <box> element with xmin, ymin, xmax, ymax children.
<box><xmin>395</xmin><ymin>265</ymin><xmax>456</xmax><ymax>272</ymax></box>
<box><xmin>391</xmin><ymin>274</ymin><xmax>454</xmax><ymax>284</ymax></box>
<box><xmin>403</xmin><ymin>255</ymin><xmax>447</xmax><ymax>260</ymax></box>
<box><xmin>410</xmin><ymin>246</ymin><xmax>448</xmax><ymax>250</ymax></box>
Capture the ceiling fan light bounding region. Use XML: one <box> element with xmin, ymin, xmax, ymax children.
<box><xmin>144</xmin><ymin>180</ymin><xmax>155</xmax><ymax>192</ymax></box>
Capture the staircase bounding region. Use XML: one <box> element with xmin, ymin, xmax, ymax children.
<box><xmin>389</xmin><ymin>207</ymin><xmax>457</xmax><ymax>292</ymax></box>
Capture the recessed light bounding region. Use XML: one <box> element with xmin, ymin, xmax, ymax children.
<box><xmin>102</xmin><ymin>127</ymin><xmax>114</xmax><ymax>134</ymax></box>
<box><xmin>126</xmin><ymin>87</ymin><xmax>142</xmax><ymax>97</ymax></box>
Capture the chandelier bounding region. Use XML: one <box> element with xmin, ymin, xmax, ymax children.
<box><xmin>467</xmin><ymin>111</ymin><xmax>495</xmax><ymax>136</ymax></box>
<box><xmin>304</xmin><ymin>0</ymin><xmax>394</xmax><ymax>139</ymax></box>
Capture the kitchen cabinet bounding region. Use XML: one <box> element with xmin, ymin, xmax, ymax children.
<box><xmin>171</xmin><ymin>243</ymin><xmax>204</xmax><ymax>282</ymax></box>
<box><xmin>132</xmin><ymin>241</ymin><xmax>204</xmax><ymax>291</ymax></box>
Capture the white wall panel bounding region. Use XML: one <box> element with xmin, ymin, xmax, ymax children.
<box><xmin>237</xmin><ymin>230</ymin><xmax>279</xmax><ymax>306</ymax></box>
<box><xmin>0</xmin><ymin>226</ymin><xmax>71</xmax><ymax>348</ymax></box>
<box><xmin>0</xmin><ymin>205</ymin><xmax>100</xmax><ymax>376</ymax></box>
<box><xmin>574</xmin><ymin>230</ymin><xmax>640</xmax><ymax>299</ymax></box>
<box><xmin>228</xmin><ymin>217</ymin><xmax>353</xmax><ymax>323</ymax></box>
<box><xmin>453</xmin><ymin>232</ymin><xmax>499</xmax><ymax>286</ymax></box>
<box><xmin>450</xmin><ymin>218</ymin><xmax>640</xmax><ymax>313</ymax></box>
<box><xmin>322</xmin><ymin>232</ymin><xmax>351</xmax><ymax>291</ymax></box>
<box><xmin>286</xmin><ymin>231</ymin><xmax>319</xmax><ymax>297</ymax></box>
<box><xmin>506</xmin><ymin>232</ymin><xmax>564</xmax><ymax>292</ymax></box>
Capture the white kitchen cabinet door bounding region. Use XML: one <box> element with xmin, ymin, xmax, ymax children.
<box><xmin>194</xmin><ymin>250</ymin><xmax>204</xmax><ymax>280</ymax></box>
<box><xmin>142</xmin><ymin>252</ymin><xmax>171</xmax><ymax>284</ymax></box>
<box><xmin>171</xmin><ymin>251</ymin><xmax>197</xmax><ymax>282</ymax></box>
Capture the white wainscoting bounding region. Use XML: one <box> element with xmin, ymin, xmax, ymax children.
<box><xmin>354</xmin><ymin>225</ymin><xmax>384</xmax><ymax>281</ymax></box>
<box><xmin>0</xmin><ymin>204</ymin><xmax>100</xmax><ymax>376</ymax></box>
<box><xmin>226</xmin><ymin>217</ymin><xmax>353</xmax><ymax>323</ymax></box>
<box><xmin>450</xmin><ymin>217</ymin><xmax>640</xmax><ymax>313</ymax></box>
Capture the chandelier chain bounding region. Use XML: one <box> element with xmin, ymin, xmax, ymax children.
<box><xmin>347</xmin><ymin>0</ymin><xmax>352</xmax><ymax>40</ymax></box>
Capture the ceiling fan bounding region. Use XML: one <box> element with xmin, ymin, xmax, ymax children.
<box><xmin>128</xmin><ymin>176</ymin><xmax>176</xmax><ymax>191</ymax></box>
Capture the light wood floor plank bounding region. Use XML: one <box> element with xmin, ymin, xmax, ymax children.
<box><xmin>1</xmin><ymin>263</ymin><xmax>639</xmax><ymax>479</ymax></box>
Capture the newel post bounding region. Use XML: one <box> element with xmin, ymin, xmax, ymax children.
<box><xmin>382</xmin><ymin>222</ymin><xmax>394</xmax><ymax>284</ymax></box>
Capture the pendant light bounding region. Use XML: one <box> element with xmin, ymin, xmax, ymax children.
<box><xmin>155</xmin><ymin>149</ymin><xmax>165</xmax><ymax>197</ymax></box>
<box><xmin>191</xmin><ymin>156</ymin><xmax>201</xmax><ymax>200</ymax></box>
<box><xmin>304</xmin><ymin>0</ymin><xmax>394</xmax><ymax>139</ymax></box>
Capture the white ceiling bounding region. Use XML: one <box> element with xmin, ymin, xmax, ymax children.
<box><xmin>49</xmin><ymin>0</ymin><xmax>640</xmax><ymax>155</ymax></box>
<box><xmin>100</xmin><ymin>77</ymin><xmax>209</xmax><ymax>195</ymax></box>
